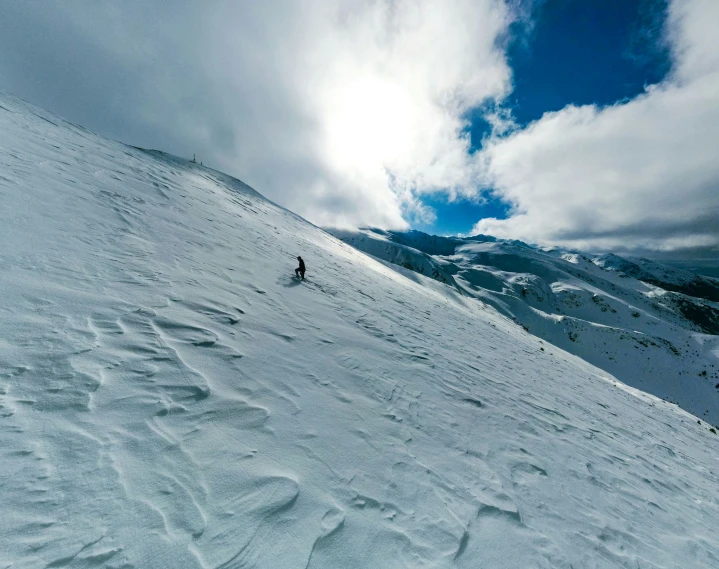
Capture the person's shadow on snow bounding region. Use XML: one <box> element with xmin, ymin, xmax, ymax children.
<box><xmin>280</xmin><ymin>276</ymin><xmax>303</xmax><ymax>287</ymax></box>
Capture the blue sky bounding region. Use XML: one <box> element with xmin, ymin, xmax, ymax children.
<box><xmin>418</xmin><ymin>0</ymin><xmax>672</xmax><ymax>236</ymax></box>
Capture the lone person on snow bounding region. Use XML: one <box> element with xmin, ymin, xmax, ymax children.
<box><xmin>295</xmin><ymin>256</ymin><xmax>306</xmax><ymax>280</ymax></box>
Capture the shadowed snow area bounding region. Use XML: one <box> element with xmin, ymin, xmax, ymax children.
<box><xmin>1</xmin><ymin>94</ymin><xmax>719</xmax><ymax>568</ymax></box>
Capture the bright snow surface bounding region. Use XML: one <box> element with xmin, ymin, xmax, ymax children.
<box><xmin>1</xmin><ymin>94</ymin><xmax>718</xmax><ymax>568</ymax></box>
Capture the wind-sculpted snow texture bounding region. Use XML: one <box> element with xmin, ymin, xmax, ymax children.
<box><xmin>1</xmin><ymin>94</ymin><xmax>719</xmax><ymax>568</ymax></box>
<box><xmin>330</xmin><ymin>228</ymin><xmax>719</xmax><ymax>426</ymax></box>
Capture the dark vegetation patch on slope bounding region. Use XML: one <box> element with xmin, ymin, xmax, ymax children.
<box><xmin>644</xmin><ymin>277</ymin><xmax>719</xmax><ymax>304</ymax></box>
<box><xmin>595</xmin><ymin>253</ymin><xmax>719</xmax><ymax>303</ymax></box>
<box><xmin>670</xmin><ymin>296</ymin><xmax>719</xmax><ymax>335</ymax></box>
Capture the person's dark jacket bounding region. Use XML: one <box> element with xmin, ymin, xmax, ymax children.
<box><xmin>298</xmin><ymin>258</ymin><xmax>305</xmax><ymax>272</ymax></box>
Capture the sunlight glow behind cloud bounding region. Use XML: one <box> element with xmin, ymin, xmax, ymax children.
<box><xmin>290</xmin><ymin>0</ymin><xmax>514</xmax><ymax>227</ymax></box>
<box><xmin>0</xmin><ymin>0</ymin><xmax>513</xmax><ymax>230</ymax></box>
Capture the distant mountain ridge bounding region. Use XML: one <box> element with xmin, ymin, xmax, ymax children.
<box><xmin>328</xmin><ymin>228</ymin><xmax>719</xmax><ymax>424</ymax></box>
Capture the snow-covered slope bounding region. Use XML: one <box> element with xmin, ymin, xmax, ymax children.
<box><xmin>2</xmin><ymin>94</ymin><xmax>719</xmax><ymax>568</ymax></box>
<box><xmin>329</xmin><ymin>228</ymin><xmax>719</xmax><ymax>426</ymax></box>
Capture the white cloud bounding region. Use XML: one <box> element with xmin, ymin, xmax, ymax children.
<box><xmin>473</xmin><ymin>0</ymin><xmax>719</xmax><ymax>252</ymax></box>
<box><xmin>0</xmin><ymin>0</ymin><xmax>514</xmax><ymax>229</ymax></box>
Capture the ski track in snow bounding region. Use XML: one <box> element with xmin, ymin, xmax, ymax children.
<box><xmin>1</xmin><ymin>94</ymin><xmax>718</xmax><ymax>568</ymax></box>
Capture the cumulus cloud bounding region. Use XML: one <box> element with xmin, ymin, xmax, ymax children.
<box><xmin>473</xmin><ymin>0</ymin><xmax>719</xmax><ymax>252</ymax></box>
<box><xmin>0</xmin><ymin>0</ymin><xmax>514</xmax><ymax>229</ymax></box>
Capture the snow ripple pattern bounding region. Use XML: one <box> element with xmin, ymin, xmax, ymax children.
<box><xmin>0</xmin><ymin>94</ymin><xmax>718</xmax><ymax>568</ymax></box>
